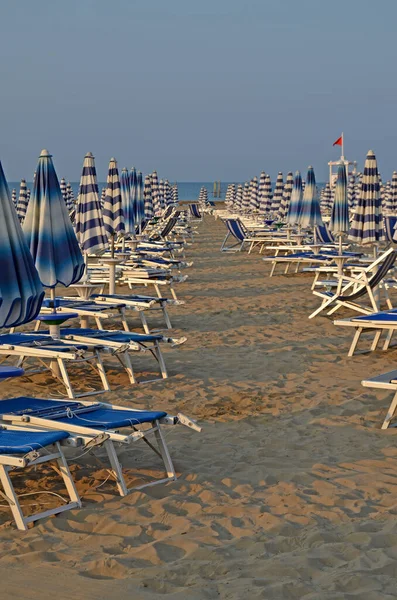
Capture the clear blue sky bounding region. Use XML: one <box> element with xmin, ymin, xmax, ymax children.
<box><xmin>0</xmin><ymin>0</ymin><xmax>395</xmax><ymax>182</ymax></box>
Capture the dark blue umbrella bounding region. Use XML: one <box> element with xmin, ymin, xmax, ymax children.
<box><xmin>0</xmin><ymin>161</ymin><xmax>43</xmax><ymax>327</ymax></box>
<box><xmin>120</xmin><ymin>167</ymin><xmax>135</xmax><ymax>236</ymax></box>
<box><xmin>298</xmin><ymin>166</ymin><xmax>323</xmax><ymax>228</ymax></box>
<box><xmin>286</xmin><ymin>171</ymin><xmax>303</xmax><ymax>225</ymax></box>
<box><xmin>23</xmin><ymin>149</ymin><xmax>85</xmax><ymax>292</ymax></box>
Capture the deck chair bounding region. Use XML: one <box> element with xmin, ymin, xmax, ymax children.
<box><xmin>0</xmin><ymin>425</ymin><xmax>81</xmax><ymax>530</ymax></box>
<box><xmin>34</xmin><ymin>327</ymin><xmax>186</xmax><ymax>384</ymax></box>
<box><xmin>361</xmin><ymin>370</ymin><xmax>397</xmax><ymax>429</ymax></box>
<box><xmin>384</xmin><ymin>216</ymin><xmax>397</xmax><ymax>243</ymax></box>
<box><xmin>220</xmin><ymin>219</ymin><xmax>269</xmax><ymax>252</ymax></box>
<box><xmin>93</xmin><ymin>293</ymin><xmax>179</xmax><ymax>330</ymax></box>
<box><xmin>314</xmin><ymin>224</ymin><xmax>336</xmax><ymax>244</ymax></box>
<box><xmin>263</xmin><ymin>250</ymin><xmax>335</xmax><ymax>277</ymax></box>
<box><xmin>308</xmin><ymin>248</ymin><xmax>397</xmax><ymax>319</ymax></box>
<box><xmin>0</xmin><ymin>397</ymin><xmax>201</xmax><ymax>497</ymax></box>
<box><xmin>189</xmin><ymin>204</ymin><xmax>202</xmax><ymax>220</ymax></box>
<box><xmin>334</xmin><ymin>309</ymin><xmax>397</xmax><ymax>356</ymax></box>
<box><xmin>0</xmin><ymin>333</ymin><xmax>110</xmax><ymax>399</ymax></box>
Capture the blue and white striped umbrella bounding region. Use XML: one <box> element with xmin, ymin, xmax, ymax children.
<box><xmin>349</xmin><ymin>150</ymin><xmax>384</xmax><ymax>244</ymax></box>
<box><xmin>164</xmin><ymin>180</ymin><xmax>173</xmax><ymax>206</ymax></box>
<box><xmin>257</xmin><ymin>172</ymin><xmax>266</xmax><ymax>212</ymax></box>
<box><xmin>270</xmin><ymin>172</ymin><xmax>284</xmax><ymax>213</ymax></box>
<box><xmin>66</xmin><ymin>182</ymin><xmax>75</xmax><ymax>209</ymax></box>
<box><xmin>383</xmin><ymin>180</ymin><xmax>392</xmax><ymax>213</ymax></box>
<box><xmin>172</xmin><ymin>183</ymin><xmax>179</xmax><ymax>204</ymax></box>
<box><xmin>249</xmin><ymin>177</ymin><xmax>259</xmax><ymax>211</ymax></box>
<box><xmin>11</xmin><ymin>188</ymin><xmax>16</xmax><ymax>208</ymax></box>
<box><xmin>387</xmin><ymin>171</ymin><xmax>397</xmax><ymax>215</ymax></box>
<box><xmin>0</xmin><ymin>161</ymin><xmax>44</xmax><ymax>327</ymax></box>
<box><xmin>329</xmin><ymin>164</ymin><xmax>349</xmax><ymax>234</ymax></box>
<box><xmin>134</xmin><ymin>170</ymin><xmax>145</xmax><ymax>226</ymax></box>
<box><xmin>151</xmin><ymin>171</ymin><xmax>163</xmax><ymax>215</ymax></box>
<box><xmin>143</xmin><ymin>175</ymin><xmax>154</xmax><ymax>219</ymax></box>
<box><xmin>259</xmin><ymin>175</ymin><xmax>272</xmax><ymax>213</ymax></box>
<box><xmin>16</xmin><ymin>179</ymin><xmax>29</xmax><ymax>223</ymax></box>
<box><xmin>100</xmin><ymin>187</ymin><xmax>106</xmax><ymax>208</ymax></box>
<box><xmin>320</xmin><ymin>182</ymin><xmax>332</xmax><ymax>213</ymax></box>
<box><xmin>120</xmin><ymin>167</ymin><xmax>135</xmax><ymax>236</ymax></box>
<box><xmin>242</xmin><ymin>182</ymin><xmax>250</xmax><ymax>211</ymax></box>
<box><xmin>75</xmin><ymin>152</ymin><xmax>109</xmax><ymax>255</ymax></box>
<box><xmin>60</xmin><ymin>178</ymin><xmax>68</xmax><ymax>204</ymax></box>
<box><xmin>285</xmin><ymin>171</ymin><xmax>303</xmax><ymax>225</ymax></box>
<box><xmin>23</xmin><ymin>149</ymin><xmax>85</xmax><ymax>288</ymax></box>
<box><xmin>103</xmin><ymin>157</ymin><xmax>125</xmax><ymax>243</ymax></box>
<box><xmin>277</xmin><ymin>171</ymin><xmax>293</xmax><ymax>219</ymax></box>
<box><xmin>235</xmin><ymin>184</ymin><xmax>243</xmax><ymax>210</ymax></box>
<box><xmin>298</xmin><ymin>166</ymin><xmax>323</xmax><ymax>228</ymax></box>
<box><xmin>129</xmin><ymin>167</ymin><xmax>137</xmax><ymax>206</ymax></box>
<box><xmin>347</xmin><ymin>174</ymin><xmax>356</xmax><ymax>211</ymax></box>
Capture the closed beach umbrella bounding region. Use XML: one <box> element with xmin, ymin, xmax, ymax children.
<box><xmin>0</xmin><ymin>161</ymin><xmax>44</xmax><ymax>327</ymax></box>
<box><xmin>143</xmin><ymin>174</ymin><xmax>154</xmax><ymax>219</ymax></box>
<box><xmin>16</xmin><ymin>179</ymin><xmax>29</xmax><ymax>223</ymax></box>
<box><xmin>151</xmin><ymin>171</ymin><xmax>162</xmax><ymax>215</ymax></box>
<box><xmin>75</xmin><ymin>152</ymin><xmax>109</xmax><ymax>255</ymax></box>
<box><xmin>100</xmin><ymin>187</ymin><xmax>106</xmax><ymax>208</ymax></box>
<box><xmin>135</xmin><ymin>170</ymin><xmax>145</xmax><ymax>229</ymax></box>
<box><xmin>271</xmin><ymin>172</ymin><xmax>284</xmax><ymax>212</ymax></box>
<box><xmin>235</xmin><ymin>184</ymin><xmax>243</xmax><ymax>210</ymax></box>
<box><xmin>60</xmin><ymin>178</ymin><xmax>68</xmax><ymax>204</ymax></box>
<box><xmin>249</xmin><ymin>177</ymin><xmax>259</xmax><ymax>211</ymax></box>
<box><xmin>120</xmin><ymin>168</ymin><xmax>134</xmax><ymax>235</ymax></box>
<box><xmin>349</xmin><ymin>150</ymin><xmax>384</xmax><ymax>244</ymax></box>
<box><xmin>321</xmin><ymin>182</ymin><xmax>332</xmax><ymax>213</ymax></box>
<box><xmin>257</xmin><ymin>172</ymin><xmax>266</xmax><ymax>211</ymax></box>
<box><xmin>298</xmin><ymin>166</ymin><xmax>323</xmax><ymax>228</ymax></box>
<box><xmin>277</xmin><ymin>172</ymin><xmax>293</xmax><ymax>219</ymax></box>
<box><xmin>164</xmin><ymin>180</ymin><xmax>173</xmax><ymax>206</ymax></box>
<box><xmin>66</xmin><ymin>182</ymin><xmax>75</xmax><ymax>207</ymax></box>
<box><xmin>286</xmin><ymin>171</ymin><xmax>303</xmax><ymax>225</ymax></box>
<box><xmin>11</xmin><ymin>188</ymin><xmax>16</xmax><ymax>207</ymax></box>
<box><xmin>172</xmin><ymin>183</ymin><xmax>178</xmax><ymax>204</ymax></box>
<box><xmin>388</xmin><ymin>171</ymin><xmax>397</xmax><ymax>215</ymax></box>
<box><xmin>347</xmin><ymin>174</ymin><xmax>356</xmax><ymax>211</ymax></box>
<box><xmin>23</xmin><ymin>149</ymin><xmax>84</xmax><ymax>293</ymax></box>
<box><xmin>330</xmin><ymin>164</ymin><xmax>349</xmax><ymax>260</ymax></box>
<box><xmin>242</xmin><ymin>182</ymin><xmax>250</xmax><ymax>211</ymax></box>
<box><xmin>103</xmin><ymin>158</ymin><xmax>125</xmax><ymax>254</ymax></box>
<box><xmin>259</xmin><ymin>175</ymin><xmax>272</xmax><ymax>213</ymax></box>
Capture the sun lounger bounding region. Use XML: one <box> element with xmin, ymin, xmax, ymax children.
<box><xmin>220</xmin><ymin>218</ymin><xmax>271</xmax><ymax>253</ymax></box>
<box><xmin>0</xmin><ymin>397</ymin><xmax>200</xmax><ymax>497</ymax></box>
<box><xmin>0</xmin><ymin>425</ymin><xmax>81</xmax><ymax>530</ymax></box>
<box><xmin>309</xmin><ymin>248</ymin><xmax>397</xmax><ymax>319</ymax></box>
<box><xmin>334</xmin><ymin>310</ymin><xmax>397</xmax><ymax>356</ymax></box>
<box><xmin>361</xmin><ymin>370</ymin><xmax>397</xmax><ymax>429</ymax></box>
<box><xmin>0</xmin><ymin>332</ymin><xmax>110</xmax><ymax>398</ymax></box>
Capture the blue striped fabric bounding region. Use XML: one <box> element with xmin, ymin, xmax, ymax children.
<box><xmin>298</xmin><ymin>166</ymin><xmax>323</xmax><ymax>227</ymax></box>
<box><xmin>387</xmin><ymin>171</ymin><xmax>397</xmax><ymax>215</ymax></box>
<box><xmin>16</xmin><ymin>179</ymin><xmax>29</xmax><ymax>223</ymax></box>
<box><xmin>0</xmin><ymin>161</ymin><xmax>44</xmax><ymax>327</ymax></box>
<box><xmin>75</xmin><ymin>152</ymin><xmax>109</xmax><ymax>255</ymax></box>
<box><xmin>151</xmin><ymin>171</ymin><xmax>163</xmax><ymax>215</ymax></box>
<box><xmin>11</xmin><ymin>188</ymin><xmax>17</xmax><ymax>208</ymax></box>
<box><xmin>23</xmin><ymin>149</ymin><xmax>84</xmax><ymax>288</ymax></box>
<box><xmin>66</xmin><ymin>182</ymin><xmax>75</xmax><ymax>210</ymax></box>
<box><xmin>249</xmin><ymin>177</ymin><xmax>259</xmax><ymax>211</ymax></box>
<box><xmin>257</xmin><ymin>172</ymin><xmax>266</xmax><ymax>213</ymax></box>
<box><xmin>329</xmin><ymin>164</ymin><xmax>349</xmax><ymax>234</ymax></box>
<box><xmin>234</xmin><ymin>184</ymin><xmax>243</xmax><ymax>210</ymax></box>
<box><xmin>172</xmin><ymin>183</ymin><xmax>178</xmax><ymax>204</ymax></box>
<box><xmin>120</xmin><ymin>167</ymin><xmax>135</xmax><ymax>235</ymax></box>
<box><xmin>347</xmin><ymin>174</ymin><xmax>356</xmax><ymax>211</ymax></box>
<box><xmin>60</xmin><ymin>177</ymin><xmax>68</xmax><ymax>204</ymax></box>
<box><xmin>136</xmin><ymin>170</ymin><xmax>145</xmax><ymax>219</ymax></box>
<box><xmin>242</xmin><ymin>182</ymin><xmax>250</xmax><ymax>211</ymax></box>
<box><xmin>320</xmin><ymin>182</ymin><xmax>332</xmax><ymax>213</ymax></box>
<box><xmin>103</xmin><ymin>158</ymin><xmax>125</xmax><ymax>241</ymax></box>
<box><xmin>349</xmin><ymin>150</ymin><xmax>384</xmax><ymax>244</ymax></box>
<box><xmin>143</xmin><ymin>175</ymin><xmax>154</xmax><ymax>219</ymax></box>
<box><xmin>260</xmin><ymin>175</ymin><xmax>272</xmax><ymax>213</ymax></box>
<box><xmin>164</xmin><ymin>179</ymin><xmax>173</xmax><ymax>206</ymax></box>
<box><xmin>277</xmin><ymin>171</ymin><xmax>293</xmax><ymax>219</ymax></box>
<box><xmin>384</xmin><ymin>216</ymin><xmax>397</xmax><ymax>242</ymax></box>
<box><xmin>271</xmin><ymin>172</ymin><xmax>284</xmax><ymax>212</ymax></box>
<box><xmin>100</xmin><ymin>187</ymin><xmax>106</xmax><ymax>208</ymax></box>
<box><xmin>286</xmin><ymin>171</ymin><xmax>303</xmax><ymax>225</ymax></box>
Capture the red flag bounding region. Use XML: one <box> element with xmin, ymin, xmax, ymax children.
<box><xmin>333</xmin><ymin>135</ymin><xmax>343</xmax><ymax>147</ymax></box>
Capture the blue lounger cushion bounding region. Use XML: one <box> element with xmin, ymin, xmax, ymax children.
<box><xmin>0</xmin><ymin>429</ymin><xmax>69</xmax><ymax>454</ymax></box>
<box><xmin>39</xmin><ymin>328</ymin><xmax>164</xmax><ymax>343</ymax></box>
<box><xmin>0</xmin><ymin>397</ymin><xmax>167</xmax><ymax>428</ymax></box>
<box><xmin>0</xmin><ymin>333</ymin><xmax>89</xmax><ymax>352</ymax></box>
<box><xmin>353</xmin><ymin>313</ymin><xmax>397</xmax><ymax>322</ymax></box>
<box><xmin>93</xmin><ymin>294</ymin><xmax>168</xmax><ymax>303</ymax></box>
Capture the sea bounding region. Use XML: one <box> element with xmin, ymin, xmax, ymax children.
<box><xmin>8</xmin><ymin>181</ymin><xmax>327</xmax><ymax>202</ymax></box>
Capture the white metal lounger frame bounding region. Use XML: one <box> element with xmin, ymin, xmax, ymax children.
<box><xmin>0</xmin><ymin>342</ymin><xmax>110</xmax><ymax>399</ymax></box>
<box><xmin>0</xmin><ymin>427</ymin><xmax>81</xmax><ymax>530</ymax></box>
<box><xmin>361</xmin><ymin>370</ymin><xmax>397</xmax><ymax>429</ymax></box>
<box><xmin>2</xmin><ymin>400</ymin><xmax>201</xmax><ymax>497</ymax></box>
<box><xmin>309</xmin><ymin>248</ymin><xmax>396</xmax><ymax>319</ymax></box>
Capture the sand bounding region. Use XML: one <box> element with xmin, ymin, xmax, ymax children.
<box><xmin>2</xmin><ymin>216</ymin><xmax>397</xmax><ymax>599</ymax></box>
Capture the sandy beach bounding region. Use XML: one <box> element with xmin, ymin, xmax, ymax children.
<box><xmin>2</xmin><ymin>215</ymin><xmax>397</xmax><ymax>599</ymax></box>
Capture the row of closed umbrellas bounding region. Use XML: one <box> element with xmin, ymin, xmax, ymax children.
<box><xmin>226</xmin><ymin>151</ymin><xmax>386</xmax><ymax>245</ymax></box>
<box><xmin>0</xmin><ymin>149</ymin><xmax>178</xmax><ymax>330</ymax></box>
